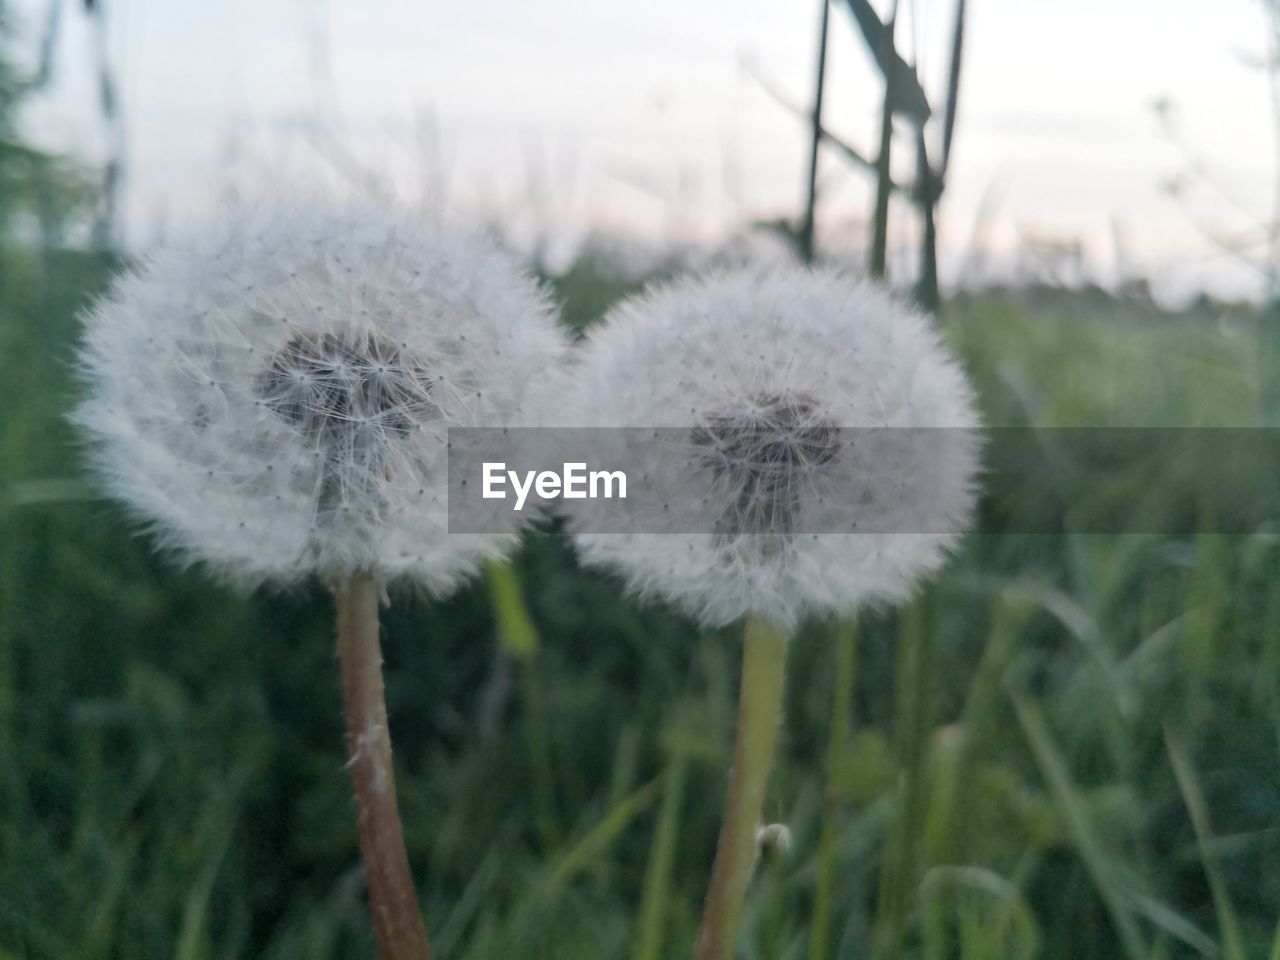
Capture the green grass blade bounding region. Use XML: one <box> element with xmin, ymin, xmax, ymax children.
<box><xmin>872</xmin><ymin>599</ymin><xmax>935</xmax><ymax>960</ymax></box>
<box><xmin>486</xmin><ymin>559</ymin><xmax>539</xmax><ymax>659</ymax></box>
<box><xmin>632</xmin><ymin>747</ymin><xmax>689</xmax><ymax>960</ymax></box>
<box><xmin>810</xmin><ymin>619</ymin><xmax>857</xmax><ymax>960</ymax></box>
<box><xmin>1013</xmin><ymin>695</ymin><xmax>1147</xmax><ymax>960</ymax></box>
<box><xmin>920</xmin><ymin>864</ymin><xmax>1039</xmax><ymax>960</ymax></box>
<box><xmin>547</xmin><ymin>776</ymin><xmax>662</xmax><ymax>896</ymax></box>
<box><xmin>1164</xmin><ymin>730</ymin><xmax>1247</xmax><ymax>960</ymax></box>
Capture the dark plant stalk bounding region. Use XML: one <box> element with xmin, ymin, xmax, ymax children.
<box><xmin>85</xmin><ymin>0</ymin><xmax>124</xmax><ymax>250</ymax></box>
<box><xmin>1265</xmin><ymin>0</ymin><xmax>1280</xmax><ymax>301</ymax></box>
<box><xmin>333</xmin><ymin>574</ymin><xmax>432</xmax><ymax>960</ymax></box>
<box><xmin>939</xmin><ymin>0</ymin><xmax>967</xmax><ymax>180</ymax></box>
<box><xmin>870</xmin><ymin>9</ymin><xmax>899</xmax><ymax>278</ymax></box>
<box><xmin>694</xmin><ymin>616</ymin><xmax>789</xmax><ymax>960</ymax></box>
<box><xmin>915</xmin><ymin>126</ymin><xmax>940</xmax><ymax>313</ymax></box>
<box><xmin>799</xmin><ymin>0</ymin><xmax>832</xmax><ymax>264</ymax></box>
<box><xmin>913</xmin><ymin>0</ymin><xmax>968</xmax><ymax>314</ymax></box>
<box><xmin>838</xmin><ymin>0</ymin><xmax>929</xmax><ymax>122</ymax></box>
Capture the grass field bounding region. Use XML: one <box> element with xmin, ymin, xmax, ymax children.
<box><xmin>1</xmin><ymin>246</ymin><xmax>1278</xmax><ymax>960</ymax></box>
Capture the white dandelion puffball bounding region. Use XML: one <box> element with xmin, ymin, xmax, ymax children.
<box><xmin>75</xmin><ymin>201</ymin><xmax>569</xmax><ymax>592</ymax></box>
<box><xmin>563</xmin><ymin>266</ymin><xmax>981</xmax><ymax>629</ymax></box>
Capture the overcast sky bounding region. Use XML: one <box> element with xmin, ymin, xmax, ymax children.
<box><xmin>11</xmin><ymin>0</ymin><xmax>1277</xmax><ymax>301</ymax></box>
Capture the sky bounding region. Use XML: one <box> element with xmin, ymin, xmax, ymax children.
<box><xmin>10</xmin><ymin>0</ymin><xmax>1278</xmax><ymax>302</ymax></box>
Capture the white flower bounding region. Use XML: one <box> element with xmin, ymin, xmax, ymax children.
<box><xmin>75</xmin><ymin>200</ymin><xmax>569</xmax><ymax>592</ymax></box>
<box><xmin>561</xmin><ymin>266</ymin><xmax>981</xmax><ymax>629</ymax></box>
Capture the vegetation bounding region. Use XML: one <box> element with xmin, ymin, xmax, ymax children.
<box><xmin>1</xmin><ymin>2</ymin><xmax>1277</xmax><ymax>957</ymax></box>
<box><xmin>1</xmin><ymin>239</ymin><xmax>1277</xmax><ymax>958</ymax></box>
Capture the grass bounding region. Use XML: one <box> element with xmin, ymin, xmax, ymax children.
<box><xmin>1</xmin><ymin>247</ymin><xmax>1278</xmax><ymax>959</ymax></box>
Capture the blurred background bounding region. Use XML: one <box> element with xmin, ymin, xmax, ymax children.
<box><xmin>1</xmin><ymin>1</ymin><xmax>1278</xmax><ymax>958</ymax></box>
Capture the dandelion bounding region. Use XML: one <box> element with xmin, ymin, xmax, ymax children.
<box><xmin>75</xmin><ymin>200</ymin><xmax>569</xmax><ymax>960</ymax></box>
<box><xmin>560</xmin><ymin>265</ymin><xmax>980</xmax><ymax>960</ymax></box>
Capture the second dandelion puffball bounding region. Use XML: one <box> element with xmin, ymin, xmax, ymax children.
<box><xmin>562</xmin><ymin>265</ymin><xmax>982</xmax><ymax>629</ymax></box>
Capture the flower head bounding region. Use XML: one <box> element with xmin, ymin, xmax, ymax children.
<box><xmin>562</xmin><ymin>266</ymin><xmax>981</xmax><ymax>629</ymax></box>
<box><xmin>75</xmin><ymin>201</ymin><xmax>569</xmax><ymax>592</ymax></box>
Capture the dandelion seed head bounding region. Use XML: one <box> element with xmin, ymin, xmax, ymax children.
<box><xmin>564</xmin><ymin>265</ymin><xmax>981</xmax><ymax>629</ymax></box>
<box><xmin>75</xmin><ymin>200</ymin><xmax>569</xmax><ymax>591</ymax></box>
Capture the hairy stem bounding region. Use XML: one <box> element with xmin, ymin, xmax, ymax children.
<box><xmin>694</xmin><ymin>616</ymin><xmax>790</xmax><ymax>960</ymax></box>
<box><xmin>333</xmin><ymin>574</ymin><xmax>431</xmax><ymax>960</ymax></box>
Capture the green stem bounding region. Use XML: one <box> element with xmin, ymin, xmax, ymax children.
<box><xmin>810</xmin><ymin>619</ymin><xmax>858</xmax><ymax>960</ymax></box>
<box><xmin>633</xmin><ymin>744</ymin><xmax>690</xmax><ymax>960</ymax></box>
<box><xmin>873</xmin><ymin>600</ymin><xmax>934</xmax><ymax>960</ymax></box>
<box><xmin>694</xmin><ymin>616</ymin><xmax>790</xmax><ymax>960</ymax></box>
<box><xmin>333</xmin><ymin>574</ymin><xmax>431</xmax><ymax>960</ymax></box>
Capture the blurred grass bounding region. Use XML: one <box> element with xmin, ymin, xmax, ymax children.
<box><xmin>1</xmin><ymin>244</ymin><xmax>1278</xmax><ymax>960</ymax></box>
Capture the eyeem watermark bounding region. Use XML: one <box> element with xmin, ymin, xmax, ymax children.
<box><xmin>482</xmin><ymin>461</ymin><xmax>627</xmax><ymax>511</ymax></box>
<box><xmin>449</xmin><ymin>426</ymin><xmax>1280</xmax><ymax>534</ymax></box>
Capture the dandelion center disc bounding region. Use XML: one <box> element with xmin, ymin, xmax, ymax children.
<box><xmin>691</xmin><ymin>392</ymin><xmax>840</xmax><ymax>535</ymax></box>
<box><xmin>259</xmin><ymin>329</ymin><xmax>434</xmax><ymax>445</ymax></box>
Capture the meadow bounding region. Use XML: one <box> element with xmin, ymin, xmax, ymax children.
<box><xmin>1</xmin><ymin>238</ymin><xmax>1277</xmax><ymax>959</ymax></box>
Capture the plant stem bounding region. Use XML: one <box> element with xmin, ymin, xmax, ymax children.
<box><xmin>915</xmin><ymin>125</ymin><xmax>940</xmax><ymax>314</ymax></box>
<box><xmin>694</xmin><ymin>615</ymin><xmax>790</xmax><ymax>960</ymax></box>
<box><xmin>873</xmin><ymin>599</ymin><xmax>934</xmax><ymax>960</ymax></box>
<box><xmin>633</xmin><ymin>741</ymin><xmax>690</xmax><ymax>960</ymax></box>
<box><xmin>869</xmin><ymin>5</ymin><xmax>899</xmax><ymax>279</ymax></box>
<box><xmin>938</xmin><ymin>0</ymin><xmax>968</xmax><ymax>180</ymax></box>
<box><xmin>799</xmin><ymin>0</ymin><xmax>831</xmax><ymax>264</ymax></box>
<box><xmin>810</xmin><ymin>619</ymin><xmax>858</xmax><ymax>960</ymax></box>
<box><xmin>333</xmin><ymin>574</ymin><xmax>432</xmax><ymax>960</ymax></box>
